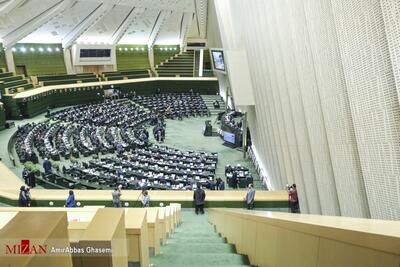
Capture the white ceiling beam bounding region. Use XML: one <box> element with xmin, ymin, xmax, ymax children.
<box><xmin>0</xmin><ymin>0</ymin><xmax>25</xmax><ymax>16</ymax></box>
<box><xmin>61</xmin><ymin>2</ymin><xmax>113</xmax><ymax>48</ymax></box>
<box><xmin>109</xmin><ymin>7</ymin><xmax>144</xmax><ymax>45</ymax></box>
<box><xmin>2</xmin><ymin>0</ymin><xmax>75</xmax><ymax>49</ymax></box>
<box><xmin>147</xmin><ymin>10</ymin><xmax>171</xmax><ymax>48</ymax></box>
<box><xmin>179</xmin><ymin>12</ymin><xmax>194</xmax><ymax>48</ymax></box>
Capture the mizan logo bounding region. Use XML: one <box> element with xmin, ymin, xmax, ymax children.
<box><xmin>5</xmin><ymin>240</ymin><xmax>47</xmax><ymax>255</ymax></box>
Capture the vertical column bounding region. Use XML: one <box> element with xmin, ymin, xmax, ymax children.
<box><xmin>148</xmin><ymin>46</ymin><xmax>155</xmax><ymax>74</ymax></box>
<box><xmin>63</xmin><ymin>48</ymin><xmax>74</xmax><ymax>74</ymax></box>
<box><xmin>199</xmin><ymin>49</ymin><xmax>204</xmax><ymax>77</ymax></box>
<box><xmin>5</xmin><ymin>48</ymin><xmax>15</xmax><ymax>73</ymax></box>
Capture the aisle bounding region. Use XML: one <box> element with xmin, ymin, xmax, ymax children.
<box><xmin>150</xmin><ymin>211</ymin><xmax>251</xmax><ymax>267</ymax></box>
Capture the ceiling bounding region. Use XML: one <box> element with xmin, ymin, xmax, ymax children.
<box><xmin>0</xmin><ymin>0</ymin><xmax>208</xmax><ymax>48</ymax></box>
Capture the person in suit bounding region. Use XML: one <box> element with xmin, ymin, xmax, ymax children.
<box><xmin>26</xmin><ymin>187</ymin><xmax>32</xmax><ymax>207</ymax></box>
<box><xmin>218</xmin><ymin>179</ymin><xmax>225</xmax><ymax>191</ymax></box>
<box><xmin>245</xmin><ymin>184</ymin><xmax>256</xmax><ymax>210</ymax></box>
<box><xmin>193</xmin><ymin>183</ymin><xmax>206</xmax><ymax>215</ymax></box>
<box><xmin>112</xmin><ymin>185</ymin><xmax>122</xmax><ymax>207</ymax></box>
<box><xmin>288</xmin><ymin>184</ymin><xmax>300</xmax><ymax>213</ymax></box>
<box><xmin>28</xmin><ymin>170</ymin><xmax>36</xmax><ymax>188</ymax></box>
<box><xmin>22</xmin><ymin>167</ymin><xmax>29</xmax><ymax>185</ymax></box>
<box><xmin>65</xmin><ymin>190</ymin><xmax>77</xmax><ymax>208</ymax></box>
<box><xmin>18</xmin><ymin>186</ymin><xmax>28</xmax><ymax>207</ymax></box>
<box><xmin>141</xmin><ymin>190</ymin><xmax>150</xmax><ymax>207</ymax></box>
<box><xmin>43</xmin><ymin>158</ymin><xmax>52</xmax><ymax>175</ymax></box>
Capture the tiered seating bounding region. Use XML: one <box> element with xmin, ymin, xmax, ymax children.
<box><xmin>102</xmin><ymin>69</ymin><xmax>150</xmax><ymax>81</ymax></box>
<box><xmin>15</xmin><ymin>99</ymin><xmax>152</xmax><ymax>162</ymax></box>
<box><xmin>64</xmin><ymin>145</ymin><xmax>218</xmax><ymax>190</ymax></box>
<box><xmin>132</xmin><ymin>93</ymin><xmax>209</xmax><ymax>118</ymax></box>
<box><xmin>0</xmin><ymin>70</ymin><xmax>33</xmax><ymax>94</ymax></box>
<box><xmin>36</xmin><ymin>73</ymin><xmax>99</xmax><ymax>86</ymax></box>
<box><xmin>155</xmin><ymin>51</ymin><xmax>194</xmax><ymax>77</ymax></box>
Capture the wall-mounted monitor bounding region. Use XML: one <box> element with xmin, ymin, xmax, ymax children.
<box><xmin>210</xmin><ymin>48</ymin><xmax>226</xmax><ymax>73</ymax></box>
<box><xmin>223</xmin><ymin>131</ymin><xmax>236</xmax><ymax>144</ymax></box>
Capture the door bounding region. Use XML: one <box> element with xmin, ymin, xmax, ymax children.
<box><xmin>15</xmin><ymin>65</ymin><xmax>27</xmax><ymax>77</ymax></box>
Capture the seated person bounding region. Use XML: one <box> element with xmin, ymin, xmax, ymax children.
<box><xmin>213</xmin><ymin>100</ymin><xmax>220</xmax><ymax>109</ymax></box>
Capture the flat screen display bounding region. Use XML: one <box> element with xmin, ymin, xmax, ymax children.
<box><xmin>223</xmin><ymin>131</ymin><xmax>235</xmax><ymax>144</ymax></box>
<box><xmin>211</xmin><ymin>50</ymin><xmax>226</xmax><ymax>72</ymax></box>
<box><xmin>80</xmin><ymin>49</ymin><xmax>111</xmax><ymax>58</ymax></box>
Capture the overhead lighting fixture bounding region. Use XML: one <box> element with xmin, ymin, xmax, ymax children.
<box><xmin>135</xmin><ymin>47</ymin><xmax>139</xmax><ymax>51</ymax></box>
<box><xmin>11</xmin><ymin>47</ymin><xmax>16</xmax><ymax>52</ymax></box>
<box><xmin>169</xmin><ymin>47</ymin><xmax>172</xmax><ymax>50</ymax></box>
<box><xmin>20</xmin><ymin>47</ymin><xmax>27</xmax><ymax>53</ymax></box>
<box><xmin>124</xmin><ymin>48</ymin><xmax>128</xmax><ymax>51</ymax></box>
<box><xmin>55</xmin><ymin>47</ymin><xmax>60</xmax><ymax>52</ymax></box>
<box><xmin>130</xmin><ymin>47</ymin><xmax>134</xmax><ymax>51</ymax></box>
<box><xmin>118</xmin><ymin>47</ymin><xmax>122</xmax><ymax>51</ymax></box>
<box><xmin>174</xmin><ymin>47</ymin><xmax>177</xmax><ymax>50</ymax></box>
<box><xmin>47</xmin><ymin>47</ymin><xmax>53</xmax><ymax>52</ymax></box>
<box><xmin>38</xmin><ymin>47</ymin><xmax>44</xmax><ymax>52</ymax></box>
<box><xmin>160</xmin><ymin>47</ymin><xmax>164</xmax><ymax>51</ymax></box>
<box><xmin>30</xmin><ymin>47</ymin><xmax>35</xmax><ymax>52</ymax></box>
<box><xmin>141</xmin><ymin>47</ymin><xmax>144</xmax><ymax>51</ymax></box>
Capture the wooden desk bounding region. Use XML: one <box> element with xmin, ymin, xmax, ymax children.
<box><xmin>0</xmin><ymin>211</ymin><xmax>72</xmax><ymax>267</ymax></box>
<box><xmin>124</xmin><ymin>208</ymin><xmax>149</xmax><ymax>267</ymax></box>
<box><xmin>75</xmin><ymin>208</ymin><xmax>127</xmax><ymax>267</ymax></box>
<box><xmin>157</xmin><ymin>207</ymin><xmax>167</xmax><ymax>244</ymax></box>
<box><xmin>170</xmin><ymin>203</ymin><xmax>182</xmax><ymax>226</ymax></box>
<box><xmin>144</xmin><ymin>207</ymin><xmax>160</xmax><ymax>256</ymax></box>
<box><xmin>209</xmin><ymin>209</ymin><xmax>400</xmax><ymax>267</ymax></box>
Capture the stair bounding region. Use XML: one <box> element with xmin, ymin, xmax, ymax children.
<box><xmin>156</xmin><ymin>51</ymin><xmax>195</xmax><ymax>77</ymax></box>
<box><xmin>201</xmin><ymin>95</ymin><xmax>225</xmax><ymax>116</ymax></box>
<box><xmin>150</xmin><ymin>211</ymin><xmax>250</xmax><ymax>267</ymax></box>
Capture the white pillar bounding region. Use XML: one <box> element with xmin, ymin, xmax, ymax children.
<box><xmin>199</xmin><ymin>49</ymin><xmax>204</xmax><ymax>77</ymax></box>
<box><xmin>148</xmin><ymin>46</ymin><xmax>155</xmax><ymax>73</ymax></box>
<box><xmin>63</xmin><ymin>48</ymin><xmax>74</xmax><ymax>74</ymax></box>
<box><xmin>5</xmin><ymin>48</ymin><xmax>15</xmax><ymax>73</ymax></box>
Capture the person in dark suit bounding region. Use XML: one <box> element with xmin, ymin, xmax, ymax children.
<box><xmin>18</xmin><ymin>186</ymin><xmax>28</xmax><ymax>207</ymax></box>
<box><xmin>22</xmin><ymin>167</ymin><xmax>29</xmax><ymax>185</ymax></box>
<box><xmin>245</xmin><ymin>184</ymin><xmax>256</xmax><ymax>210</ymax></box>
<box><xmin>193</xmin><ymin>183</ymin><xmax>206</xmax><ymax>215</ymax></box>
<box><xmin>28</xmin><ymin>170</ymin><xmax>36</xmax><ymax>188</ymax></box>
<box><xmin>65</xmin><ymin>190</ymin><xmax>77</xmax><ymax>208</ymax></box>
<box><xmin>43</xmin><ymin>158</ymin><xmax>52</xmax><ymax>175</ymax></box>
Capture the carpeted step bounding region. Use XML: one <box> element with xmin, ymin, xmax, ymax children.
<box><xmin>150</xmin><ymin>253</ymin><xmax>250</xmax><ymax>266</ymax></box>
<box><xmin>167</xmin><ymin>236</ymin><xmax>226</xmax><ymax>244</ymax></box>
<box><xmin>161</xmin><ymin>243</ymin><xmax>236</xmax><ymax>254</ymax></box>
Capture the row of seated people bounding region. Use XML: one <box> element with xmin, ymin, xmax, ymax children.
<box><xmin>15</xmin><ymin>100</ymin><xmax>152</xmax><ymax>163</ymax></box>
<box><xmin>225</xmin><ymin>164</ymin><xmax>253</xmax><ymax>188</ymax></box>
<box><xmin>63</xmin><ymin>146</ymin><xmax>218</xmax><ymax>190</ymax></box>
<box><xmin>132</xmin><ymin>93</ymin><xmax>209</xmax><ymax>119</ymax></box>
<box><xmin>50</xmin><ymin>99</ymin><xmax>152</xmax><ymax>127</ymax></box>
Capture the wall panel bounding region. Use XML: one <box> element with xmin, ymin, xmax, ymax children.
<box><xmin>331</xmin><ymin>0</ymin><xmax>400</xmax><ymax>220</ymax></box>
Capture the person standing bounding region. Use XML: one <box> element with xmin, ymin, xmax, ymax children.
<box><xmin>245</xmin><ymin>184</ymin><xmax>256</xmax><ymax>210</ymax></box>
<box><xmin>43</xmin><ymin>158</ymin><xmax>52</xmax><ymax>175</ymax></box>
<box><xmin>26</xmin><ymin>187</ymin><xmax>32</xmax><ymax>207</ymax></box>
<box><xmin>65</xmin><ymin>190</ymin><xmax>77</xmax><ymax>208</ymax></box>
<box><xmin>18</xmin><ymin>186</ymin><xmax>28</xmax><ymax>207</ymax></box>
<box><xmin>22</xmin><ymin>167</ymin><xmax>29</xmax><ymax>185</ymax></box>
<box><xmin>288</xmin><ymin>184</ymin><xmax>300</xmax><ymax>213</ymax></box>
<box><xmin>141</xmin><ymin>190</ymin><xmax>150</xmax><ymax>207</ymax></box>
<box><xmin>193</xmin><ymin>183</ymin><xmax>206</xmax><ymax>215</ymax></box>
<box><xmin>28</xmin><ymin>170</ymin><xmax>36</xmax><ymax>188</ymax></box>
<box><xmin>112</xmin><ymin>185</ymin><xmax>122</xmax><ymax>207</ymax></box>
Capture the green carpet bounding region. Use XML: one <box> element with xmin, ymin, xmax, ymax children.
<box><xmin>150</xmin><ymin>211</ymin><xmax>250</xmax><ymax>267</ymax></box>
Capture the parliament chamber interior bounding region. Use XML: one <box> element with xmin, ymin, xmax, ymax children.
<box><xmin>0</xmin><ymin>0</ymin><xmax>398</xmax><ymax>266</ymax></box>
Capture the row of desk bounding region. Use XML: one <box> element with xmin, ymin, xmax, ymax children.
<box><xmin>0</xmin><ymin>204</ymin><xmax>181</xmax><ymax>267</ymax></box>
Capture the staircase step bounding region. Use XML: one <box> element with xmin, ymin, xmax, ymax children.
<box><xmin>150</xmin><ymin>253</ymin><xmax>249</xmax><ymax>266</ymax></box>
<box><xmin>161</xmin><ymin>243</ymin><xmax>235</xmax><ymax>254</ymax></box>
<box><xmin>167</xmin><ymin>236</ymin><xmax>226</xmax><ymax>243</ymax></box>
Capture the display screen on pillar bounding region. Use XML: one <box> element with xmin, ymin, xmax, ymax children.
<box><xmin>210</xmin><ymin>49</ymin><xmax>226</xmax><ymax>73</ymax></box>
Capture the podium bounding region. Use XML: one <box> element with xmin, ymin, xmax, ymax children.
<box><xmin>203</xmin><ymin>120</ymin><xmax>212</xmax><ymax>136</ymax></box>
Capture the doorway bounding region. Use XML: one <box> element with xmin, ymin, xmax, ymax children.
<box><xmin>15</xmin><ymin>65</ymin><xmax>27</xmax><ymax>77</ymax></box>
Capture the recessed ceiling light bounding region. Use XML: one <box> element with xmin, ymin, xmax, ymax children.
<box><xmin>47</xmin><ymin>47</ymin><xmax>53</xmax><ymax>52</ymax></box>
<box><xmin>20</xmin><ymin>47</ymin><xmax>26</xmax><ymax>52</ymax></box>
<box><xmin>30</xmin><ymin>47</ymin><xmax>35</xmax><ymax>52</ymax></box>
<box><xmin>38</xmin><ymin>47</ymin><xmax>44</xmax><ymax>52</ymax></box>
